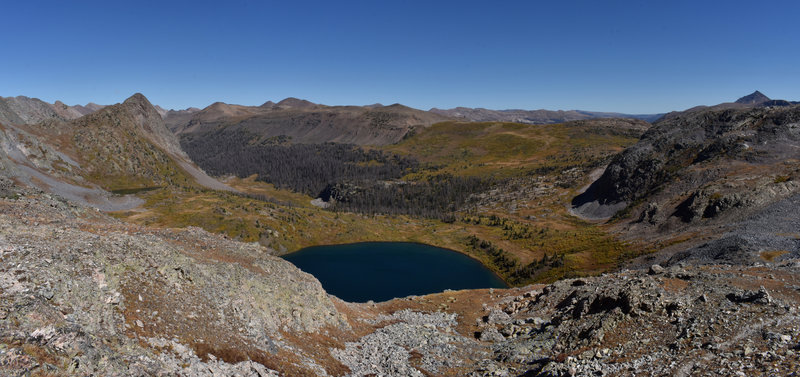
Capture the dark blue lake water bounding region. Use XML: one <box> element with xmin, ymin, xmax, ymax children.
<box><xmin>282</xmin><ymin>242</ymin><xmax>507</xmax><ymax>302</ymax></box>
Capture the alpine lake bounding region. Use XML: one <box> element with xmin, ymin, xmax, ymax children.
<box><xmin>282</xmin><ymin>242</ymin><xmax>507</xmax><ymax>302</ymax></box>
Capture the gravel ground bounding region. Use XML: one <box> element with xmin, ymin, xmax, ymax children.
<box><xmin>668</xmin><ymin>193</ymin><xmax>800</xmax><ymax>266</ymax></box>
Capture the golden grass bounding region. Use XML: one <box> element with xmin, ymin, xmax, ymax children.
<box><xmin>760</xmin><ymin>250</ymin><xmax>790</xmax><ymax>262</ymax></box>
<box><xmin>111</xmin><ymin>120</ymin><xmax>650</xmax><ymax>286</ymax></box>
<box><xmin>386</xmin><ymin>121</ymin><xmax>637</xmax><ymax>179</ymax></box>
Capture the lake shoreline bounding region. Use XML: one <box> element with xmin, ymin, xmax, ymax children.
<box><xmin>283</xmin><ymin>242</ymin><xmax>508</xmax><ymax>302</ymax></box>
<box><xmin>282</xmin><ymin>240</ymin><xmax>510</xmax><ymax>287</ymax></box>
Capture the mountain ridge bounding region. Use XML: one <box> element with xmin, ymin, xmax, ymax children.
<box><xmin>0</xmin><ymin>95</ymin><xmax>108</xmax><ymax>126</ymax></box>
<box><xmin>429</xmin><ymin>106</ymin><xmax>663</xmax><ymax>124</ymax></box>
<box><xmin>172</xmin><ymin>98</ymin><xmax>452</xmax><ymax>146</ymax></box>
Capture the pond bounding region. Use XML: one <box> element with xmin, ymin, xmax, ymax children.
<box><xmin>282</xmin><ymin>242</ymin><xmax>507</xmax><ymax>302</ymax></box>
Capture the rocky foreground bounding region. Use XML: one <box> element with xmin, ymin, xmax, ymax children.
<box><xmin>0</xmin><ymin>181</ymin><xmax>342</xmax><ymax>376</ymax></box>
<box><xmin>1</xmin><ymin>179</ymin><xmax>798</xmax><ymax>376</ymax></box>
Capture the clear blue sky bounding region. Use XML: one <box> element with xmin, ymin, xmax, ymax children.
<box><xmin>1</xmin><ymin>0</ymin><xmax>798</xmax><ymax>113</ymax></box>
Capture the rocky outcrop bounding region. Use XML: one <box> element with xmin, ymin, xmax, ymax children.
<box><xmin>572</xmin><ymin>104</ymin><xmax>800</xmax><ymax>220</ymax></box>
<box><xmin>667</xmin><ymin>192</ymin><xmax>800</xmax><ymax>266</ymax></box>
<box><xmin>464</xmin><ymin>262</ymin><xmax>800</xmax><ymax>376</ymax></box>
<box><xmin>0</xmin><ymin>96</ymin><xmax>67</xmax><ymax>125</ymax></box>
<box><xmin>0</xmin><ymin>189</ymin><xmax>344</xmax><ymax>376</ymax></box>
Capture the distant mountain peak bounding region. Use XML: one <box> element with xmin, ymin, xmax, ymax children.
<box><xmin>735</xmin><ymin>90</ymin><xmax>770</xmax><ymax>105</ymax></box>
<box><xmin>276</xmin><ymin>97</ymin><xmax>316</xmax><ymax>108</ymax></box>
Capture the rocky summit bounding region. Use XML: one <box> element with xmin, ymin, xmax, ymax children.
<box><xmin>735</xmin><ymin>90</ymin><xmax>771</xmax><ymax>105</ymax></box>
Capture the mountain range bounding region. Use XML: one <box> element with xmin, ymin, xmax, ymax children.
<box><xmin>6</xmin><ymin>90</ymin><xmax>793</xmax><ymax>140</ymax></box>
<box><xmin>165</xmin><ymin>98</ymin><xmax>452</xmax><ymax>146</ymax></box>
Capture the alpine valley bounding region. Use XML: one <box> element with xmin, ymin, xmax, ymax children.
<box><xmin>1</xmin><ymin>91</ymin><xmax>799</xmax><ymax>376</ymax></box>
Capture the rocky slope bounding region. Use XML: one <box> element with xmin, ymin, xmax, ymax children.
<box><xmin>666</xmin><ymin>193</ymin><xmax>800</xmax><ymax>267</ymax></box>
<box><xmin>0</xmin><ymin>183</ymin><xmax>344</xmax><ymax>376</ymax></box>
<box><xmin>0</xmin><ymin>122</ymin><xmax>143</xmax><ymax>211</ymax></box>
<box><xmin>465</xmin><ymin>260</ymin><xmax>800</xmax><ymax>376</ymax></box>
<box><xmin>66</xmin><ymin>93</ymin><xmax>202</xmax><ymax>189</ymax></box>
<box><xmin>0</xmin><ymin>96</ymin><xmax>105</xmax><ymax>126</ymax></box>
<box><xmin>569</xmin><ymin>93</ymin><xmax>800</xmax><ymax>278</ymax></box>
<box><xmin>0</xmin><ymin>93</ymin><xmax>232</xmax><ymax>210</ymax></box>
<box><xmin>430</xmin><ymin>107</ymin><xmax>662</xmax><ymax>124</ymax></box>
<box><xmin>573</xmin><ymin>102</ymin><xmax>800</xmax><ymax>221</ymax></box>
<box><xmin>3</xmin><ymin>178</ymin><xmax>799</xmax><ymax>376</ymax></box>
<box><xmin>0</xmin><ymin>96</ymin><xmax>70</xmax><ymax>126</ymax></box>
<box><xmin>172</xmin><ymin>98</ymin><xmax>452</xmax><ymax>146</ymax></box>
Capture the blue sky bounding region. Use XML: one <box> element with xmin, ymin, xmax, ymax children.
<box><xmin>1</xmin><ymin>0</ymin><xmax>798</xmax><ymax>113</ymax></box>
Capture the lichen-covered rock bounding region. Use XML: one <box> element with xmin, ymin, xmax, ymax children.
<box><xmin>0</xmin><ymin>191</ymin><xmax>344</xmax><ymax>376</ymax></box>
